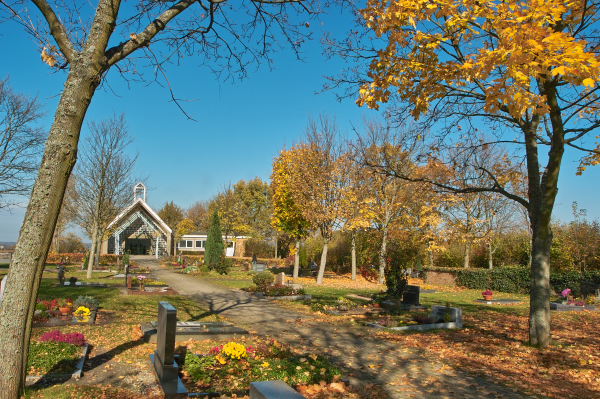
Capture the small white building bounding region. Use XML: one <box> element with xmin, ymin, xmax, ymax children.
<box><xmin>177</xmin><ymin>232</ymin><xmax>247</xmax><ymax>257</ymax></box>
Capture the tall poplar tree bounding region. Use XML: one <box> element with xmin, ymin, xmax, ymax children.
<box><xmin>205</xmin><ymin>211</ymin><xmax>224</xmax><ymax>270</ymax></box>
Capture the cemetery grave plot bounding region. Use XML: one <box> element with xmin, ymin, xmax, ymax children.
<box><xmin>33</xmin><ymin>296</ymin><xmax>100</xmax><ymax>326</ymax></box>
<box><xmin>474</xmin><ymin>298</ymin><xmax>523</xmax><ymax>305</ymax></box>
<box><xmin>365</xmin><ymin>305</ymin><xmax>463</xmax><ymax>332</ymax></box>
<box><xmin>246</xmin><ymin>272</ymin><xmax>312</xmax><ymax>300</ymax></box>
<box><xmin>123</xmin><ymin>274</ymin><xmax>178</xmax><ymax>296</ymax></box>
<box><xmin>149</xmin><ymin>301</ymin><xmax>345</xmax><ymax>398</ymax></box>
<box><xmin>26</xmin><ymin>331</ymin><xmax>89</xmax><ymax>382</ymax></box>
<box><xmin>141</xmin><ymin>320</ymin><xmax>249</xmax><ymax>343</ymax></box>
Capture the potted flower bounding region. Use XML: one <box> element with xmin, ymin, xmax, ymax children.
<box><xmin>482</xmin><ymin>290</ymin><xmax>493</xmax><ymax>301</ymax></box>
<box><xmin>58</xmin><ymin>298</ymin><xmax>73</xmax><ymax>315</ymax></box>
<box><xmin>137</xmin><ymin>275</ymin><xmax>146</xmax><ymax>290</ymax></box>
<box><xmin>561</xmin><ymin>289</ymin><xmax>571</xmax><ymax>304</ymax></box>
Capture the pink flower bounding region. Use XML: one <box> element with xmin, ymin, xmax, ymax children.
<box><xmin>562</xmin><ymin>288</ymin><xmax>571</xmax><ymax>298</ymax></box>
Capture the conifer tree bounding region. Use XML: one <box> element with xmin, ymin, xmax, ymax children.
<box><xmin>205</xmin><ymin>211</ymin><xmax>224</xmax><ymax>270</ymax></box>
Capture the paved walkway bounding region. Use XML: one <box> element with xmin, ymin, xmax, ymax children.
<box><xmin>137</xmin><ymin>256</ymin><xmax>531</xmax><ymax>399</ymax></box>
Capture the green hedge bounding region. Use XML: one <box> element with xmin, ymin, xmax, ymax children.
<box><xmin>424</xmin><ymin>267</ymin><xmax>600</xmax><ymax>296</ymax></box>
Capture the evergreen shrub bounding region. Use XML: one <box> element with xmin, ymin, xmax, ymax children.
<box><xmin>205</xmin><ymin>211</ymin><xmax>224</xmax><ymax>270</ymax></box>
<box><xmin>252</xmin><ymin>272</ymin><xmax>274</xmax><ymax>288</ymax></box>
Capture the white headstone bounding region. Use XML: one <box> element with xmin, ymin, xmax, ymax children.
<box><xmin>0</xmin><ymin>276</ymin><xmax>7</xmax><ymax>306</ymax></box>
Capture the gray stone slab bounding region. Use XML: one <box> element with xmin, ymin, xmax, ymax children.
<box><xmin>475</xmin><ymin>298</ymin><xmax>522</xmax><ymax>305</ymax></box>
<box><xmin>430</xmin><ymin>305</ymin><xmax>462</xmax><ymax>326</ymax></box>
<box><xmin>550</xmin><ymin>302</ymin><xmax>596</xmax><ymax>311</ymax></box>
<box><xmin>250</xmin><ymin>380</ymin><xmax>306</xmax><ymax>399</ymax></box>
<box><xmin>366</xmin><ymin>321</ymin><xmax>462</xmax><ymax>332</ymax></box>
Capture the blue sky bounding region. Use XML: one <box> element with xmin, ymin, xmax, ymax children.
<box><xmin>0</xmin><ymin>3</ymin><xmax>599</xmax><ymax>242</ymax></box>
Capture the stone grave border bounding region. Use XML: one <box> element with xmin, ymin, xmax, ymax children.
<box><xmin>55</xmin><ymin>282</ymin><xmax>108</xmax><ymax>288</ymax></box>
<box><xmin>125</xmin><ymin>287</ymin><xmax>178</xmax><ymax>296</ymax></box>
<box><xmin>550</xmin><ymin>302</ymin><xmax>596</xmax><ymax>312</ymax></box>
<box><xmin>250</xmin><ymin>292</ymin><xmax>312</xmax><ymax>301</ymax></box>
<box><xmin>25</xmin><ymin>343</ymin><xmax>89</xmax><ymax>383</ymax></box>
<box><xmin>33</xmin><ymin>309</ymin><xmax>98</xmax><ymax>327</ymax></box>
<box><xmin>474</xmin><ymin>298</ymin><xmax>523</xmax><ymax>305</ymax></box>
<box><xmin>141</xmin><ymin>320</ymin><xmax>249</xmax><ymax>343</ymax></box>
<box><xmin>366</xmin><ymin>305</ymin><xmax>463</xmax><ymax>332</ymax></box>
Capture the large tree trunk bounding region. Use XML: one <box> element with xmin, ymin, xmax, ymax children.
<box><xmin>293</xmin><ymin>240</ymin><xmax>299</xmax><ymax>279</ymax></box>
<box><xmin>488</xmin><ymin>242</ymin><xmax>493</xmax><ymax>269</ymax></box>
<box><xmin>0</xmin><ymin>56</ymin><xmax>103</xmax><ymax>396</ymax></box>
<box><xmin>316</xmin><ymin>237</ymin><xmax>329</xmax><ymax>285</ymax></box>
<box><xmin>351</xmin><ymin>232</ymin><xmax>357</xmax><ymax>281</ymax></box>
<box><xmin>464</xmin><ymin>240</ymin><xmax>470</xmax><ymax>268</ymax></box>
<box><xmin>87</xmin><ymin>221</ymin><xmax>99</xmax><ymax>279</ymax></box>
<box><xmin>528</xmin><ymin>219</ymin><xmax>552</xmax><ymax>348</ymax></box>
<box><xmin>378</xmin><ymin>227</ymin><xmax>388</xmax><ymax>284</ymax></box>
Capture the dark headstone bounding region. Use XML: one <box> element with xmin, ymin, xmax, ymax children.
<box><xmin>402</xmin><ymin>285</ymin><xmax>420</xmax><ymax>305</ymax></box>
<box><xmin>152</xmin><ymin>302</ymin><xmax>185</xmax><ymax>396</ymax></box>
<box><xmin>580</xmin><ymin>281</ymin><xmax>600</xmax><ymax>298</ymax></box>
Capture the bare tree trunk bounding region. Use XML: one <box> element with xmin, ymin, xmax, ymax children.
<box><xmin>0</xmin><ymin>53</ymin><xmax>102</xmax><ymax>396</ymax></box>
<box><xmin>293</xmin><ymin>240</ymin><xmax>299</xmax><ymax>279</ymax></box>
<box><xmin>351</xmin><ymin>232</ymin><xmax>357</xmax><ymax>281</ymax></box>
<box><xmin>275</xmin><ymin>236</ymin><xmax>278</xmax><ymax>259</ymax></box>
<box><xmin>87</xmin><ymin>222</ymin><xmax>98</xmax><ymax>279</ymax></box>
<box><xmin>316</xmin><ymin>238</ymin><xmax>328</xmax><ymax>285</ymax></box>
<box><xmin>379</xmin><ymin>227</ymin><xmax>388</xmax><ymax>284</ymax></box>
<box><xmin>488</xmin><ymin>242</ymin><xmax>493</xmax><ymax>269</ymax></box>
<box><xmin>464</xmin><ymin>240</ymin><xmax>470</xmax><ymax>268</ymax></box>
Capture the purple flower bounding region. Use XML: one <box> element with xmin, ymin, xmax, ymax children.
<box><xmin>562</xmin><ymin>288</ymin><xmax>571</xmax><ymax>298</ymax></box>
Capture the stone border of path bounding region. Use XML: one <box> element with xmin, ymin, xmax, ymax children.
<box><xmin>55</xmin><ymin>282</ymin><xmax>108</xmax><ymax>288</ymax></box>
<box><xmin>25</xmin><ymin>343</ymin><xmax>89</xmax><ymax>383</ymax></box>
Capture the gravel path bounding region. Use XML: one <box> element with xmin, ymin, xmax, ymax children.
<box><xmin>140</xmin><ymin>256</ymin><xmax>533</xmax><ymax>399</ymax></box>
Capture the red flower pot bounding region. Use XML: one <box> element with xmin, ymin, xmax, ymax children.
<box><xmin>482</xmin><ymin>295</ymin><xmax>493</xmax><ymax>301</ymax></box>
<box><xmin>59</xmin><ymin>307</ymin><xmax>71</xmax><ymax>315</ymax></box>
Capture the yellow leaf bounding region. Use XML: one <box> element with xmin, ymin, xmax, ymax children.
<box><xmin>582</xmin><ymin>78</ymin><xmax>595</xmax><ymax>88</ymax></box>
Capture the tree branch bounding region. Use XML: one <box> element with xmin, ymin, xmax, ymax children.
<box><xmin>31</xmin><ymin>0</ymin><xmax>76</xmax><ymax>64</ymax></box>
<box><xmin>105</xmin><ymin>0</ymin><xmax>197</xmax><ymax>67</ymax></box>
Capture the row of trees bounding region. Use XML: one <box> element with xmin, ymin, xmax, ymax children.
<box><xmin>270</xmin><ymin>114</ymin><xmax>525</xmax><ymax>284</ymax></box>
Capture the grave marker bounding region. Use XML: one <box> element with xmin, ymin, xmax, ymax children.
<box><xmin>275</xmin><ymin>272</ymin><xmax>286</xmax><ymax>286</ymax></box>
<box><xmin>429</xmin><ymin>305</ymin><xmax>463</xmax><ymax>326</ymax></box>
<box><xmin>401</xmin><ymin>285</ymin><xmax>420</xmax><ymax>306</ymax></box>
<box><xmin>151</xmin><ymin>301</ymin><xmax>186</xmax><ymax>397</ymax></box>
<box><xmin>253</xmin><ymin>263</ymin><xmax>266</xmax><ymax>272</ymax></box>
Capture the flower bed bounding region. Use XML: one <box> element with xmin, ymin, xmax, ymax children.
<box><xmin>180</xmin><ymin>339</ymin><xmax>342</xmax><ymax>395</ymax></box>
<box><xmin>34</xmin><ymin>296</ymin><xmax>98</xmax><ymax>325</ymax></box>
